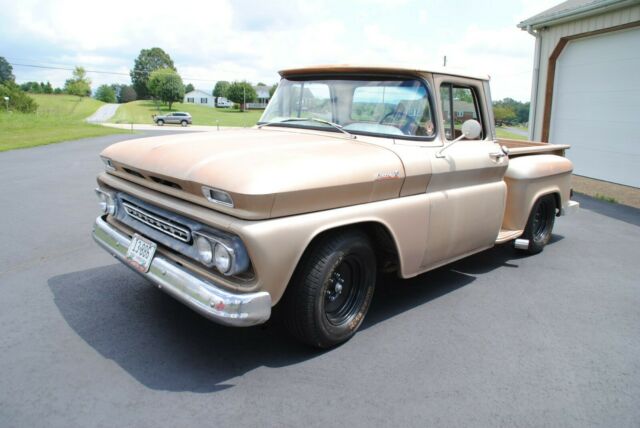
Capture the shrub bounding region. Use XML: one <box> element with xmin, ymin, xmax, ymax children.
<box><xmin>0</xmin><ymin>83</ymin><xmax>38</xmax><ymax>113</ymax></box>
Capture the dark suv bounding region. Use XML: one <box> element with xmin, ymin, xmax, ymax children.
<box><xmin>154</xmin><ymin>112</ymin><xmax>192</xmax><ymax>127</ymax></box>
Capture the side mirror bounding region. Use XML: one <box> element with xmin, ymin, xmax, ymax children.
<box><xmin>436</xmin><ymin>119</ymin><xmax>483</xmax><ymax>158</ymax></box>
<box><xmin>460</xmin><ymin>119</ymin><xmax>482</xmax><ymax>140</ymax></box>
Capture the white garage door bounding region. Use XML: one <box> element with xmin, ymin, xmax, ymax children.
<box><xmin>550</xmin><ymin>27</ymin><xmax>640</xmax><ymax>188</ymax></box>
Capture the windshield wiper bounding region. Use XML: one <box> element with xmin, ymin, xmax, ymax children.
<box><xmin>258</xmin><ymin>118</ymin><xmax>355</xmax><ymax>139</ymax></box>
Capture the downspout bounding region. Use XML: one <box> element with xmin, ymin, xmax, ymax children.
<box><xmin>526</xmin><ymin>25</ymin><xmax>541</xmax><ymax>141</ymax></box>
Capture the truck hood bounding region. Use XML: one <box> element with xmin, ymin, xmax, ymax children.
<box><xmin>101</xmin><ymin>128</ymin><xmax>405</xmax><ymax>219</ymax></box>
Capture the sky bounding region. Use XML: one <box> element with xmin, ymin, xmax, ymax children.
<box><xmin>0</xmin><ymin>0</ymin><xmax>559</xmax><ymax>101</ymax></box>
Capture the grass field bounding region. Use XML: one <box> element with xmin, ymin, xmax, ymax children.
<box><xmin>496</xmin><ymin>127</ymin><xmax>528</xmax><ymax>140</ymax></box>
<box><xmin>111</xmin><ymin>100</ymin><xmax>264</xmax><ymax>127</ymax></box>
<box><xmin>0</xmin><ymin>94</ymin><xmax>125</xmax><ymax>152</ymax></box>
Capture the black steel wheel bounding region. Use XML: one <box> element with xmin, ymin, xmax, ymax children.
<box><xmin>282</xmin><ymin>230</ymin><xmax>376</xmax><ymax>348</ymax></box>
<box><xmin>520</xmin><ymin>194</ymin><xmax>557</xmax><ymax>254</ymax></box>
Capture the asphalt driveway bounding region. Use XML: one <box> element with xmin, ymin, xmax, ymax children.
<box><xmin>0</xmin><ymin>133</ymin><xmax>638</xmax><ymax>427</ymax></box>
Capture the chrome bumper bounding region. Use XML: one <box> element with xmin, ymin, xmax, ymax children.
<box><xmin>92</xmin><ymin>216</ymin><xmax>271</xmax><ymax>326</ymax></box>
<box><xmin>560</xmin><ymin>200</ymin><xmax>580</xmax><ymax>216</ymax></box>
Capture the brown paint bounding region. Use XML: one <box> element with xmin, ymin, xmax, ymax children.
<box><xmin>542</xmin><ymin>20</ymin><xmax>640</xmax><ymax>142</ymax></box>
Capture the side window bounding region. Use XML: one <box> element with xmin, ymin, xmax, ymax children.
<box><xmin>440</xmin><ymin>83</ymin><xmax>483</xmax><ymax>140</ymax></box>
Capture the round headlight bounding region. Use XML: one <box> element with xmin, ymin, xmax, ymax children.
<box><xmin>105</xmin><ymin>197</ymin><xmax>116</xmax><ymax>215</ymax></box>
<box><xmin>97</xmin><ymin>192</ymin><xmax>108</xmax><ymax>213</ymax></box>
<box><xmin>214</xmin><ymin>243</ymin><xmax>232</xmax><ymax>274</ymax></box>
<box><xmin>195</xmin><ymin>236</ymin><xmax>213</xmax><ymax>264</ymax></box>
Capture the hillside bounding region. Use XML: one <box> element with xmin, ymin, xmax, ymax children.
<box><xmin>0</xmin><ymin>94</ymin><xmax>124</xmax><ymax>152</ymax></box>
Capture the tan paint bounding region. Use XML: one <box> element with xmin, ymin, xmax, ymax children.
<box><xmin>96</xmin><ymin>65</ymin><xmax>577</xmax><ymax>307</ymax></box>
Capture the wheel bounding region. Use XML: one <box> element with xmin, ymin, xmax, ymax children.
<box><xmin>181</xmin><ymin>120</ymin><xmax>188</xmax><ymax>127</ymax></box>
<box><xmin>282</xmin><ymin>230</ymin><xmax>376</xmax><ymax>348</ymax></box>
<box><xmin>156</xmin><ymin>119</ymin><xmax>164</xmax><ymax>126</ymax></box>
<box><xmin>519</xmin><ymin>194</ymin><xmax>557</xmax><ymax>254</ymax></box>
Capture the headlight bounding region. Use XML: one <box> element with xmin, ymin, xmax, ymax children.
<box><xmin>195</xmin><ymin>235</ymin><xmax>213</xmax><ymax>265</ymax></box>
<box><xmin>95</xmin><ymin>188</ymin><xmax>116</xmax><ymax>215</ymax></box>
<box><xmin>214</xmin><ymin>243</ymin><xmax>232</xmax><ymax>274</ymax></box>
<box><xmin>193</xmin><ymin>232</ymin><xmax>248</xmax><ymax>276</ymax></box>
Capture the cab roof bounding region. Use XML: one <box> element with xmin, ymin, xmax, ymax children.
<box><xmin>278</xmin><ymin>64</ymin><xmax>490</xmax><ymax>81</ymax></box>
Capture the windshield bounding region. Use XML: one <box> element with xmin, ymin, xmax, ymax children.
<box><xmin>259</xmin><ymin>77</ymin><xmax>435</xmax><ymax>139</ymax></box>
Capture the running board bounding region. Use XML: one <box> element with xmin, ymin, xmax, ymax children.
<box><xmin>495</xmin><ymin>229</ymin><xmax>524</xmax><ymax>244</ymax></box>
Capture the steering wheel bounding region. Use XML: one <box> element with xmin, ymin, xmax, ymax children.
<box><xmin>379</xmin><ymin>111</ymin><xmax>419</xmax><ymax>135</ymax></box>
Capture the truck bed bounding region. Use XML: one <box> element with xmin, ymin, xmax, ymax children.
<box><xmin>498</xmin><ymin>139</ymin><xmax>570</xmax><ymax>158</ymax></box>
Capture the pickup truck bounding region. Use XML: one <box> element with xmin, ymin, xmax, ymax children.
<box><xmin>93</xmin><ymin>64</ymin><xmax>579</xmax><ymax>348</ymax></box>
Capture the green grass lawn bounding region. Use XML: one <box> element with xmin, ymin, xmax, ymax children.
<box><xmin>0</xmin><ymin>94</ymin><xmax>125</xmax><ymax>152</ymax></box>
<box><xmin>111</xmin><ymin>100</ymin><xmax>264</xmax><ymax>127</ymax></box>
<box><xmin>496</xmin><ymin>127</ymin><xmax>528</xmax><ymax>140</ymax></box>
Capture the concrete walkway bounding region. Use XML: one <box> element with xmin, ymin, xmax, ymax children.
<box><xmin>86</xmin><ymin>104</ymin><xmax>120</xmax><ymax>123</ymax></box>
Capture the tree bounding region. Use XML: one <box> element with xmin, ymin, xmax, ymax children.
<box><xmin>43</xmin><ymin>81</ymin><xmax>53</xmax><ymax>94</ymax></box>
<box><xmin>184</xmin><ymin>83</ymin><xmax>194</xmax><ymax>93</ymax></box>
<box><xmin>269</xmin><ymin>83</ymin><xmax>278</xmax><ymax>97</ymax></box>
<box><xmin>64</xmin><ymin>66</ymin><xmax>91</xmax><ymax>97</ymax></box>
<box><xmin>118</xmin><ymin>85</ymin><xmax>137</xmax><ymax>103</ymax></box>
<box><xmin>493</xmin><ymin>105</ymin><xmax>517</xmax><ymax>126</ymax></box>
<box><xmin>212</xmin><ymin>80</ymin><xmax>230</xmax><ymax>102</ymax></box>
<box><xmin>226</xmin><ymin>81</ymin><xmax>256</xmax><ymax>111</ymax></box>
<box><xmin>0</xmin><ymin>82</ymin><xmax>38</xmax><ymax>113</ymax></box>
<box><xmin>0</xmin><ymin>57</ymin><xmax>14</xmax><ymax>84</ymax></box>
<box><xmin>130</xmin><ymin>47</ymin><xmax>176</xmax><ymax>99</ymax></box>
<box><xmin>147</xmin><ymin>68</ymin><xmax>184</xmax><ymax>109</ymax></box>
<box><xmin>95</xmin><ymin>84</ymin><xmax>116</xmax><ymax>103</ymax></box>
<box><xmin>493</xmin><ymin>97</ymin><xmax>529</xmax><ymax>125</ymax></box>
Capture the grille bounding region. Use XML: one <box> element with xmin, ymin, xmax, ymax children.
<box><xmin>122</xmin><ymin>201</ymin><xmax>192</xmax><ymax>243</ymax></box>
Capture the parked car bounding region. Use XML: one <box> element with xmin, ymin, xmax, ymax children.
<box><xmin>216</xmin><ymin>97</ymin><xmax>233</xmax><ymax>108</ymax></box>
<box><xmin>93</xmin><ymin>64</ymin><xmax>579</xmax><ymax>348</ymax></box>
<box><xmin>153</xmin><ymin>112</ymin><xmax>192</xmax><ymax>126</ymax></box>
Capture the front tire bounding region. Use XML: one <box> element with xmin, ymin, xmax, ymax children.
<box><xmin>282</xmin><ymin>230</ymin><xmax>376</xmax><ymax>348</ymax></box>
<box><xmin>520</xmin><ymin>194</ymin><xmax>557</xmax><ymax>254</ymax></box>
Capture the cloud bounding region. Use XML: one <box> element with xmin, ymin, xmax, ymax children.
<box><xmin>1</xmin><ymin>0</ymin><xmax>544</xmax><ymax>100</ymax></box>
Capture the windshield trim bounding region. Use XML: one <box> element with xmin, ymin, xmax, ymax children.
<box><xmin>257</xmin><ymin>73</ymin><xmax>438</xmax><ymax>142</ymax></box>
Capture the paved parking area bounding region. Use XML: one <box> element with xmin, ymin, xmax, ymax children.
<box><xmin>0</xmin><ymin>133</ymin><xmax>638</xmax><ymax>427</ymax></box>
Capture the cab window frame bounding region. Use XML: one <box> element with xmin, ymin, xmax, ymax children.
<box><xmin>439</xmin><ymin>82</ymin><xmax>486</xmax><ymax>141</ymax></box>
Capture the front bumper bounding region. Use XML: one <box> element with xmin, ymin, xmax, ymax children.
<box><xmin>92</xmin><ymin>216</ymin><xmax>271</xmax><ymax>326</ymax></box>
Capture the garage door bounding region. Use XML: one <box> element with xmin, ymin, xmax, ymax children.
<box><xmin>549</xmin><ymin>27</ymin><xmax>640</xmax><ymax>188</ymax></box>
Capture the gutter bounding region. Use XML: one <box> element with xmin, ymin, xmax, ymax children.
<box><xmin>517</xmin><ymin>0</ymin><xmax>638</xmax><ymax>30</ymax></box>
<box><xmin>525</xmin><ymin>25</ymin><xmax>541</xmax><ymax>141</ymax></box>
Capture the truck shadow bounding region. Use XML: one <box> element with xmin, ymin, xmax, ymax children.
<box><xmin>48</xmin><ymin>240</ymin><xmax>559</xmax><ymax>393</ymax></box>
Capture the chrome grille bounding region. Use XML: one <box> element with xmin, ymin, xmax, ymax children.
<box><xmin>122</xmin><ymin>201</ymin><xmax>192</xmax><ymax>243</ymax></box>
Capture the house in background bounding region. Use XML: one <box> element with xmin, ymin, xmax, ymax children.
<box><xmin>519</xmin><ymin>0</ymin><xmax>640</xmax><ymax>187</ymax></box>
<box><xmin>184</xmin><ymin>89</ymin><xmax>215</xmax><ymax>107</ymax></box>
<box><xmin>246</xmin><ymin>85</ymin><xmax>271</xmax><ymax>109</ymax></box>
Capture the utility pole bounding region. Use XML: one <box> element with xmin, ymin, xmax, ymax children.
<box><xmin>443</xmin><ymin>56</ymin><xmax>447</xmax><ymax>67</ymax></box>
<box><xmin>243</xmin><ymin>86</ymin><xmax>246</xmax><ymax>112</ymax></box>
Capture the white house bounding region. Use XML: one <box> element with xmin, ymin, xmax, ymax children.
<box><xmin>246</xmin><ymin>85</ymin><xmax>271</xmax><ymax>109</ymax></box>
<box><xmin>519</xmin><ymin>0</ymin><xmax>640</xmax><ymax>187</ymax></box>
<box><xmin>184</xmin><ymin>89</ymin><xmax>215</xmax><ymax>107</ymax></box>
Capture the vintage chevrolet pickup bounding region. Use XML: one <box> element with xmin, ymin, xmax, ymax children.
<box><xmin>93</xmin><ymin>65</ymin><xmax>579</xmax><ymax>348</ymax></box>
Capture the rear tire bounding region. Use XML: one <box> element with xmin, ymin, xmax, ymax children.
<box><xmin>519</xmin><ymin>195</ymin><xmax>557</xmax><ymax>254</ymax></box>
<box><xmin>181</xmin><ymin>120</ymin><xmax>188</xmax><ymax>127</ymax></box>
<box><xmin>282</xmin><ymin>230</ymin><xmax>376</xmax><ymax>348</ymax></box>
<box><xmin>156</xmin><ymin>119</ymin><xmax>164</xmax><ymax>126</ymax></box>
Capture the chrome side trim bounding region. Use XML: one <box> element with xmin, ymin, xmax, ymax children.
<box><xmin>560</xmin><ymin>200</ymin><xmax>580</xmax><ymax>216</ymax></box>
<box><xmin>92</xmin><ymin>216</ymin><xmax>271</xmax><ymax>326</ymax></box>
<box><xmin>122</xmin><ymin>201</ymin><xmax>192</xmax><ymax>243</ymax></box>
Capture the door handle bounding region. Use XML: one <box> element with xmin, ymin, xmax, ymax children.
<box><xmin>489</xmin><ymin>152</ymin><xmax>506</xmax><ymax>160</ymax></box>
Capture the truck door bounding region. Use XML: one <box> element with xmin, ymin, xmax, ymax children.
<box><xmin>421</xmin><ymin>76</ymin><xmax>508</xmax><ymax>269</ymax></box>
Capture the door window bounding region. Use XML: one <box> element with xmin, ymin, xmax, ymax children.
<box><xmin>440</xmin><ymin>84</ymin><xmax>483</xmax><ymax>140</ymax></box>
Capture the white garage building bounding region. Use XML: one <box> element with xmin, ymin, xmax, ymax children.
<box><xmin>519</xmin><ymin>0</ymin><xmax>640</xmax><ymax>187</ymax></box>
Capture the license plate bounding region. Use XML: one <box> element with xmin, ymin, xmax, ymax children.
<box><xmin>126</xmin><ymin>234</ymin><xmax>157</xmax><ymax>273</ymax></box>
